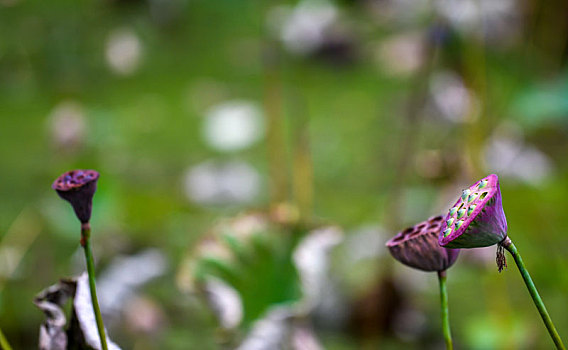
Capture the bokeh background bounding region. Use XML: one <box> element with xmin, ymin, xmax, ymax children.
<box><xmin>1</xmin><ymin>0</ymin><xmax>568</xmax><ymax>349</ymax></box>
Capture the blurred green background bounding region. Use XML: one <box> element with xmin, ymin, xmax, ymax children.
<box><xmin>1</xmin><ymin>0</ymin><xmax>568</xmax><ymax>348</ymax></box>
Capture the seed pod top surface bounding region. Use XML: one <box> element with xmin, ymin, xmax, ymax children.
<box><xmin>386</xmin><ymin>216</ymin><xmax>459</xmax><ymax>272</ymax></box>
<box><xmin>438</xmin><ymin>174</ymin><xmax>508</xmax><ymax>249</ymax></box>
<box><xmin>52</xmin><ymin>170</ymin><xmax>99</xmax><ymax>224</ymax></box>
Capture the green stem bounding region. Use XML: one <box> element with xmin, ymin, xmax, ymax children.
<box><xmin>0</xmin><ymin>327</ymin><xmax>13</xmax><ymax>350</ymax></box>
<box><xmin>438</xmin><ymin>270</ymin><xmax>453</xmax><ymax>350</ymax></box>
<box><xmin>504</xmin><ymin>239</ymin><xmax>565</xmax><ymax>350</ymax></box>
<box><xmin>81</xmin><ymin>224</ymin><xmax>109</xmax><ymax>350</ymax></box>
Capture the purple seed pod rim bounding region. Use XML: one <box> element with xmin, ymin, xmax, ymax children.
<box><xmin>438</xmin><ymin>174</ymin><xmax>501</xmax><ymax>247</ymax></box>
<box><xmin>386</xmin><ymin>215</ymin><xmax>444</xmax><ymax>247</ymax></box>
<box><xmin>52</xmin><ymin>169</ymin><xmax>100</xmax><ymax>192</ymax></box>
<box><xmin>387</xmin><ymin>215</ymin><xmax>459</xmax><ymax>272</ymax></box>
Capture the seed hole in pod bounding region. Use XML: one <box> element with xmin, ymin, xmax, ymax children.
<box><xmin>402</xmin><ymin>227</ymin><xmax>414</xmax><ymax>236</ymax></box>
<box><xmin>415</xmin><ymin>223</ymin><xmax>426</xmax><ymax>230</ymax></box>
<box><xmin>431</xmin><ymin>216</ymin><xmax>443</xmax><ymax>223</ymax></box>
<box><xmin>391</xmin><ymin>234</ymin><xmax>406</xmax><ymax>243</ymax></box>
<box><xmin>409</xmin><ymin>229</ymin><xmax>424</xmax><ymax>238</ymax></box>
<box><xmin>458</xmin><ymin>202</ymin><xmax>464</xmax><ymax>210</ymax></box>
<box><xmin>479</xmin><ymin>192</ymin><xmax>488</xmax><ymax>200</ymax></box>
<box><xmin>428</xmin><ymin>224</ymin><xmax>439</xmax><ymax>230</ymax></box>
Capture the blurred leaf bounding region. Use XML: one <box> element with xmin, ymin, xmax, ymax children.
<box><xmin>179</xmin><ymin>212</ymin><xmax>303</xmax><ymax>328</ymax></box>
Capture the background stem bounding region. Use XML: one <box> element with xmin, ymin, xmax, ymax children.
<box><xmin>505</xmin><ymin>241</ymin><xmax>565</xmax><ymax>349</ymax></box>
<box><xmin>437</xmin><ymin>270</ymin><xmax>453</xmax><ymax>350</ymax></box>
<box><xmin>0</xmin><ymin>327</ymin><xmax>13</xmax><ymax>350</ymax></box>
<box><xmin>81</xmin><ymin>225</ymin><xmax>109</xmax><ymax>350</ymax></box>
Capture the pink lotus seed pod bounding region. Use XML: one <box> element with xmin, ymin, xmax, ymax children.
<box><xmin>52</xmin><ymin>170</ymin><xmax>99</xmax><ymax>224</ymax></box>
<box><xmin>386</xmin><ymin>216</ymin><xmax>459</xmax><ymax>272</ymax></box>
<box><xmin>439</xmin><ymin>174</ymin><xmax>508</xmax><ymax>249</ymax></box>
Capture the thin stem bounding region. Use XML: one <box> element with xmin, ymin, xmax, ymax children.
<box><xmin>0</xmin><ymin>327</ymin><xmax>13</xmax><ymax>350</ymax></box>
<box><xmin>290</xmin><ymin>93</ymin><xmax>313</xmax><ymax>224</ymax></box>
<box><xmin>504</xmin><ymin>239</ymin><xmax>565</xmax><ymax>350</ymax></box>
<box><xmin>81</xmin><ymin>224</ymin><xmax>109</xmax><ymax>350</ymax></box>
<box><xmin>438</xmin><ymin>270</ymin><xmax>453</xmax><ymax>350</ymax></box>
<box><xmin>262</xmin><ymin>40</ymin><xmax>289</xmax><ymax>208</ymax></box>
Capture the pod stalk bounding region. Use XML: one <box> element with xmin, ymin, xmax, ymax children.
<box><xmin>503</xmin><ymin>238</ymin><xmax>565</xmax><ymax>349</ymax></box>
<box><xmin>81</xmin><ymin>224</ymin><xmax>108</xmax><ymax>350</ymax></box>
<box><xmin>438</xmin><ymin>270</ymin><xmax>453</xmax><ymax>350</ymax></box>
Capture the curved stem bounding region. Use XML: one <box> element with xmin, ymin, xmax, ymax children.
<box><xmin>438</xmin><ymin>270</ymin><xmax>453</xmax><ymax>350</ymax></box>
<box><xmin>81</xmin><ymin>224</ymin><xmax>109</xmax><ymax>350</ymax></box>
<box><xmin>0</xmin><ymin>327</ymin><xmax>13</xmax><ymax>350</ymax></box>
<box><xmin>504</xmin><ymin>239</ymin><xmax>565</xmax><ymax>349</ymax></box>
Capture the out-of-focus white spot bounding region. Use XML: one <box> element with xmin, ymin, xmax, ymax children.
<box><xmin>430</xmin><ymin>70</ymin><xmax>476</xmax><ymax>123</ymax></box>
<box><xmin>293</xmin><ymin>227</ymin><xmax>343</xmax><ymax>309</ymax></box>
<box><xmin>105</xmin><ymin>28</ymin><xmax>143</xmax><ymax>76</ymax></box>
<box><xmin>47</xmin><ymin>100</ymin><xmax>86</xmax><ymax>150</ymax></box>
<box><xmin>434</xmin><ymin>0</ymin><xmax>520</xmax><ymax>44</ymax></box>
<box><xmin>204</xmin><ymin>100</ymin><xmax>265</xmax><ymax>152</ymax></box>
<box><xmin>204</xmin><ymin>277</ymin><xmax>243</xmax><ymax>329</ymax></box>
<box><xmin>375</xmin><ymin>32</ymin><xmax>424</xmax><ymax>76</ymax></box>
<box><xmin>183</xmin><ymin>160</ymin><xmax>260</xmax><ymax>205</ymax></box>
<box><xmin>343</xmin><ymin>225</ymin><xmax>387</xmax><ymax>265</ymax></box>
<box><xmin>294</xmin><ymin>227</ymin><xmax>348</xmax><ymax>330</ymax></box>
<box><xmin>269</xmin><ymin>0</ymin><xmax>338</xmax><ymax>56</ymax></box>
<box><xmin>97</xmin><ymin>249</ymin><xmax>167</xmax><ymax>321</ymax></box>
<box><xmin>484</xmin><ymin>124</ymin><xmax>553</xmax><ymax>185</ymax></box>
<box><xmin>237</xmin><ymin>306</ymin><xmax>294</xmax><ymax>350</ymax></box>
<box><xmin>237</xmin><ymin>306</ymin><xmax>324</xmax><ymax>350</ymax></box>
<box><xmin>434</xmin><ymin>0</ymin><xmax>477</xmax><ymax>28</ymax></box>
<box><xmin>291</xmin><ymin>325</ymin><xmax>324</xmax><ymax>350</ymax></box>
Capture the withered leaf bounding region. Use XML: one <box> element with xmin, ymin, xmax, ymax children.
<box><xmin>34</xmin><ymin>273</ymin><xmax>121</xmax><ymax>350</ymax></box>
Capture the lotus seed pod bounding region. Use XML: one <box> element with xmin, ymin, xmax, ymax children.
<box><xmin>439</xmin><ymin>174</ymin><xmax>508</xmax><ymax>248</ymax></box>
<box><xmin>52</xmin><ymin>170</ymin><xmax>99</xmax><ymax>224</ymax></box>
<box><xmin>386</xmin><ymin>216</ymin><xmax>460</xmax><ymax>272</ymax></box>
